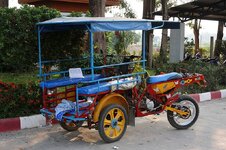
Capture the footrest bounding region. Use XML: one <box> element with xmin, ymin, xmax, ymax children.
<box><xmin>40</xmin><ymin>108</ymin><xmax>86</xmax><ymax>122</ymax></box>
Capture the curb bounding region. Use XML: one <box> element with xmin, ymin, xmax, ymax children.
<box><xmin>1</xmin><ymin>89</ymin><xmax>226</xmax><ymax>132</ymax></box>
<box><xmin>0</xmin><ymin>114</ymin><xmax>46</xmax><ymax>132</ymax></box>
<box><xmin>189</xmin><ymin>89</ymin><xmax>226</xmax><ymax>102</ymax></box>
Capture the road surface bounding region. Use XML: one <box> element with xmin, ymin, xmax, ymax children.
<box><xmin>0</xmin><ymin>99</ymin><xmax>226</xmax><ymax>150</ymax></box>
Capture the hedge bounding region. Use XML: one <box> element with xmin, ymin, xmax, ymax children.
<box><xmin>155</xmin><ymin>61</ymin><xmax>226</xmax><ymax>94</ymax></box>
<box><xmin>1</xmin><ymin>61</ymin><xmax>226</xmax><ymax>118</ymax></box>
<box><xmin>0</xmin><ymin>81</ymin><xmax>41</xmax><ymax>119</ymax></box>
<box><xmin>0</xmin><ymin>6</ymin><xmax>85</xmax><ymax>73</ymax></box>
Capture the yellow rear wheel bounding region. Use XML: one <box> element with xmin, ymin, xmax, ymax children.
<box><xmin>60</xmin><ymin>121</ymin><xmax>84</xmax><ymax>132</ymax></box>
<box><xmin>98</xmin><ymin>104</ymin><xmax>128</xmax><ymax>143</ymax></box>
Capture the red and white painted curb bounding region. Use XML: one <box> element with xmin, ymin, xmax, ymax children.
<box><xmin>0</xmin><ymin>114</ymin><xmax>46</xmax><ymax>132</ymax></box>
<box><xmin>1</xmin><ymin>89</ymin><xmax>226</xmax><ymax>132</ymax></box>
<box><xmin>190</xmin><ymin>89</ymin><xmax>226</xmax><ymax>102</ymax></box>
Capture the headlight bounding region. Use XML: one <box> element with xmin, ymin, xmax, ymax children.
<box><xmin>47</xmin><ymin>89</ymin><xmax>56</xmax><ymax>95</ymax></box>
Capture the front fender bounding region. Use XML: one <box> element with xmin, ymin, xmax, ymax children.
<box><xmin>93</xmin><ymin>93</ymin><xmax>129</xmax><ymax>123</ymax></box>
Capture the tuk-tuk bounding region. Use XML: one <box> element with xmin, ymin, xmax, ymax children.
<box><xmin>38</xmin><ymin>17</ymin><xmax>206</xmax><ymax>143</ymax></box>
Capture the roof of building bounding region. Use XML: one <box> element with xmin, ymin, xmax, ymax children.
<box><xmin>154</xmin><ymin>0</ymin><xmax>226</xmax><ymax>22</ymax></box>
<box><xmin>19</xmin><ymin>0</ymin><xmax>120</xmax><ymax>6</ymax></box>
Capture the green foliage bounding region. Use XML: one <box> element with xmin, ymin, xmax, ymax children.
<box><xmin>155</xmin><ymin>61</ymin><xmax>226</xmax><ymax>94</ymax></box>
<box><xmin>105</xmin><ymin>0</ymin><xmax>140</xmax><ymax>55</ymax></box>
<box><xmin>221</xmin><ymin>40</ymin><xmax>226</xmax><ymax>59</ymax></box>
<box><xmin>199</xmin><ymin>47</ymin><xmax>209</xmax><ymax>57</ymax></box>
<box><xmin>0</xmin><ymin>5</ymin><xmax>61</xmax><ymax>72</ymax></box>
<box><xmin>69</xmin><ymin>11</ymin><xmax>91</xmax><ymax>17</ymax></box>
<box><xmin>58</xmin><ymin>52</ymin><xmax>122</xmax><ymax>74</ymax></box>
<box><xmin>119</xmin><ymin>0</ymin><xmax>136</xmax><ymax>18</ymax></box>
<box><xmin>187</xmin><ymin>19</ymin><xmax>202</xmax><ymax>30</ymax></box>
<box><xmin>0</xmin><ymin>6</ymin><xmax>86</xmax><ymax>73</ymax></box>
<box><xmin>0</xmin><ymin>73</ymin><xmax>37</xmax><ymax>84</ymax></box>
<box><xmin>106</xmin><ymin>0</ymin><xmax>136</xmax><ymax>18</ymax></box>
<box><xmin>106</xmin><ymin>31</ymin><xmax>141</xmax><ymax>55</ymax></box>
<box><xmin>0</xmin><ymin>81</ymin><xmax>41</xmax><ymax>118</ymax></box>
<box><xmin>155</xmin><ymin>0</ymin><xmax>177</xmax><ymax>10</ymax></box>
<box><xmin>184</xmin><ymin>38</ymin><xmax>194</xmax><ymax>54</ymax></box>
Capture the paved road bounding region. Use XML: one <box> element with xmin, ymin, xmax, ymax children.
<box><xmin>1</xmin><ymin>99</ymin><xmax>226</xmax><ymax>150</ymax></box>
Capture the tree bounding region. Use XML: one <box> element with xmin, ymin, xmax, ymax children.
<box><xmin>106</xmin><ymin>0</ymin><xmax>139</xmax><ymax>55</ymax></box>
<box><xmin>188</xmin><ymin>19</ymin><xmax>201</xmax><ymax>55</ymax></box>
<box><xmin>159</xmin><ymin>0</ymin><xmax>169</xmax><ymax>64</ymax></box>
<box><xmin>89</xmin><ymin>0</ymin><xmax>105</xmax><ymax>17</ymax></box>
<box><xmin>0</xmin><ymin>0</ymin><xmax>8</xmax><ymax>7</ymax></box>
<box><xmin>143</xmin><ymin>0</ymin><xmax>156</xmax><ymax>68</ymax></box>
<box><xmin>214</xmin><ymin>21</ymin><xmax>224</xmax><ymax>58</ymax></box>
<box><xmin>89</xmin><ymin>0</ymin><xmax>106</xmax><ymax>57</ymax></box>
<box><xmin>112</xmin><ymin>0</ymin><xmax>136</xmax><ymax>18</ymax></box>
<box><xmin>0</xmin><ymin>6</ymin><xmax>86</xmax><ymax>73</ymax></box>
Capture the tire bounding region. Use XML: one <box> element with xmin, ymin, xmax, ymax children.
<box><xmin>98</xmin><ymin>104</ymin><xmax>128</xmax><ymax>143</ymax></box>
<box><xmin>167</xmin><ymin>95</ymin><xmax>199</xmax><ymax>129</ymax></box>
<box><xmin>60</xmin><ymin>121</ymin><xmax>84</xmax><ymax>132</ymax></box>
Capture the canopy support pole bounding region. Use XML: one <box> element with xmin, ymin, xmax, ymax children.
<box><xmin>142</xmin><ymin>31</ymin><xmax>146</xmax><ymax>71</ymax></box>
<box><xmin>38</xmin><ymin>26</ymin><xmax>44</xmax><ymax>79</ymax></box>
<box><xmin>89</xmin><ymin>31</ymin><xmax>94</xmax><ymax>80</ymax></box>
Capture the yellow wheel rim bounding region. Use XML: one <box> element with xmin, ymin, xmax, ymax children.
<box><xmin>67</xmin><ymin>122</ymin><xmax>76</xmax><ymax>127</ymax></box>
<box><xmin>103</xmin><ymin>108</ymin><xmax>125</xmax><ymax>139</ymax></box>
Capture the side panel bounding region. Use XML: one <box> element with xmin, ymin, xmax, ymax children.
<box><xmin>93</xmin><ymin>93</ymin><xmax>129</xmax><ymax>123</ymax></box>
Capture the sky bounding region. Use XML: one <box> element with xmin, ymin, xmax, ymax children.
<box><xmin>9</xmin><ymin>0</ymin><xmax>224</xmax><ymax>44</ymax></box>
<box><xmin>126</xmin><ymin>0</ymin><xmax>221</xmax><ymax>44</ymax></box>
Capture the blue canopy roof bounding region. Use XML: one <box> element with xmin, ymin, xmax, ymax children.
<box><xmin>37</xmin><ymin>17</ymin><xmax>180</xmax><ymax>32</ymax></box>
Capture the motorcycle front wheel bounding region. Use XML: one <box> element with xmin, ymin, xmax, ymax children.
<box><xmin>167</xmin><ymin>95</ymin><xmax>199</xmax><ymax>129</ymax></box>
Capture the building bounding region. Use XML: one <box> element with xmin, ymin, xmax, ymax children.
<box><xmin>18</xmin><ymin>0</ymin><xmax>120</xmax><ymax>12</ymax></box>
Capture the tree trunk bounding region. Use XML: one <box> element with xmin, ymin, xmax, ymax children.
<box><xmin>89</xmin><ymin>0</ymin><xmax>106</xmax><ymax>57</ymax></box>
<box><xmin>89</xmin><ymin>0</ymin><xmax>105</xmax><ymax>17</ymax></box>
<box><xmin>143</xmin><ymin>0</ymin><xmax>155</xmax><ymax>69</ymax></box>
<box><xmin>0</xmin><ymin>0</ymin><xmax>8</xmax><ymax>7</ymax></box>
<box><xmin>160</xmin><ymin>0</ymin><xmax>168</xmax><ymax>64</ymax></box>
<box><xmin>214</xmin><ymin>21</ymin><xmax>224</xmax><ymax>58</ymax></box>
<box><xmin>193</xmin><ymin>19</ymin><xmax>200</xmax><ymax>55</ymax></box>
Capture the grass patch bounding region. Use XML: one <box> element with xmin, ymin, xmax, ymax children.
<box><xmin>0</xmin><ymin>73</ymin><xmax>38</xmax><ymax>84</ymax></box>
<box><xmin>146</xmin><ymin>69</ymin><xmax>156</xmax><ymax>76</ymax></box>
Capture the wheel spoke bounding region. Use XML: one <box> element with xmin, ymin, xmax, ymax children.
<box><xmin>115</xmin><ymin>111</ymin><xmax>121</xmax><ymax>120</ymax></box>
<box><xmin>113</xmin><ymin>128</ymin><xmax>119</xmax><ymax>137</ymax></box>
<box><xmin>109</xmin><ymin>109</ymin><xmax>115</xmax><ymax>120</ymax></box>
<box><xmin>105</xmin><ymin>127</ymin><xmax>113</xmax><ymax>137</ymax></box>
<box><xmin>104</xmin><ymin>119</ymin><xmax>111</xmax><ymax>126</ymax></box>
<box><xmin>117</xmin><ymin>120</ymin><xmax>124</xmax><ymax>126</ymax></box>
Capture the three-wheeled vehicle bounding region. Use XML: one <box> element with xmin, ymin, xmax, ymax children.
<box><xmin>38</xmin><ymin>17</ymin><xmax>206</xmax><ymax>143</ymax></box>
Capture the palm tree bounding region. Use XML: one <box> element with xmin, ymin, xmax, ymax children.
<box><xmin>0</xmin><ymin>0</ymin><xmax>8</xmax><ymax>7</ymax></box>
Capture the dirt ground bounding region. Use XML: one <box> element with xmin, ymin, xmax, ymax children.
<box><xmin>0</xmin><ymin>99</ymin><xmax>226</xmax><ymax>150</ymax></box>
